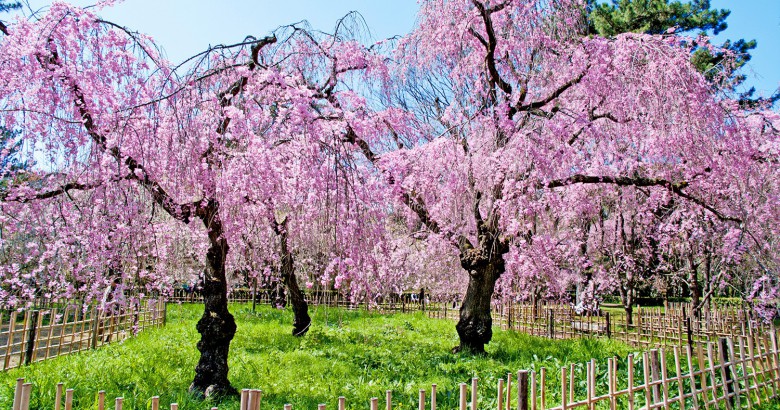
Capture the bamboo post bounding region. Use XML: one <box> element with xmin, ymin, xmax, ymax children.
<box><xmin>385</xmin><ymin>391</ymin><xmax>391</xmax><ymax>410</ymax></box>
<box><xmin>20</xmin><ymin>383</ymin><xmax>32</xmax><ymax>410</ymax></box>
<box><xmin>530</xmin><ymin>371</ymin><xmax>537</xmax><ymax>410</ymax></box>
<box><xmin>650</xmin><ymin>349</ymin><xmax>661</xmax><ymax>403</ymax></box>
<box><xmin>506</xmin><ymin>372</ymin><xmax>512</xmax><ymax>410</ymax></box>
<box><xmin>460</xmin><ymin>383</ymin><xmax>468</xmax><ymax>410</ymax></box>
<box><xmin>340</xmin><ymin>396</ymin><xmax>346</xmax><ymax>410</ymax></box>
<box><xmin>642</xmin><ymin>352</ymin><xmax>653</xmax><ymax>408</ymax></box>
<box><xmin>607</xmin><ymin>358</ymin><xmax>616</xmax><ymax>410</ymax></box>
<box><xmin>250</xmin><ymin>389</ymin><xmax>262</xmax><ymax>410</ymax></box>
<box><xmin>706</xmin><ymin>343</ymin><xmax>719</xmax><ymax>407</ymax></box>
<box><xmin>371</xmin><ymin>397</ymin><xmax>379</xmax><ymax>410</ymax></box>
<box><xmin>561</xmin><ymin>367</ymin><xmax>568</xmax><ymax>410</ymax></box>
<box><xmin>741</xmin><ymin>336</ymin><xmax>761</xmax><ymax>406</ymax></box>
<box><xmin>419</xmin><ymin>389</ymin><xmax>426</xmax><ymax>410</ymax></box>
<box><xmin>55</xmin><ymin>382</ymin><xmax>64</xmax><ymax>410</ymax></box>
<box><xmin>170</xmin><ymin>404</ymin><xmax>178</xmax><ymax>410</ymax></box>
<box><xmin>319</xmin><ymin>403</ymin><xmax>326</xmax><ymax>410</ymax></box>
<box><xmin>673</xmin><ymin>347</ymin><xmax>685</xmax><ymax>410</ymax></box>
<box><xmin>432</xmin><ymin>384</ymin><xmax>437</xmax><ymax>410</ymax></box>
<box><xmin>498</xmin><ymin>379</ymin><xmax>504</xmax><ymax>410</ymax></box>
<box><xmin>472</xmin><ymin>377</ymin><xmax>478</xmax><ymax>410</ymax></box>
<box><xmin>98</xmin><ymin>390</ymin><xmax>106</xmax><ymax>410</ymax></box>
<box><xmin>770</xmin><ymin>330</ymin><xmax>780</xmax><ymax>392</ymax></box>
<box><xmin>605</xmin><ymin>313</ymin><xmax>611</xmax><ymax>339</ymax></box>
<box><xmin>12</xmin><ymin>377</ymin><xmax>23</xmax><ymax>410</ymax></box>
<box><xmin>43</xmin><ymin>309</ymin><xmax>56</xmax><ymax>360</ymax></box>
<box><xmin>627</xmin><ymin>354</ymin><xmax>635</xmax><ymax>410</ymax></box>
<box><xmin>568</xmin><ymin>364</ymin><xmax>575</xmax><ymax>404</ymax></box>
<box><xmin>660</xmin><ymin>349</ymin><xmax>670</xmax><ymax>409</ymax></box>
<box><xmin>64</xmin><ymin>388</ymin><xmax>74</xmax><ymax>410</ymax></box>
<box><xmin>240</xmin><ymin>389</ymin><xmax>249</xmax><ymax>410</ymax></box>
<box><xmin>540</xmin><ymin>368</ymin><xmax>547</xmax><ymax>410</ymax></box>
<box><xmin>151</xmin><ymin>396</ymin><xmax>160</xmax><ymax>410</ymax></box>
<box><xmin>518</xmin><ymin>370</ymin><xmax>529</xmax><ymax>410</ymax></box>
<box><xmin>4</xmin><ymin>312</ymin><xmax>18</xmax><ymax>370</ymax></box>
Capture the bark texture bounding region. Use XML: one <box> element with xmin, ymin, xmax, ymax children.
<box><xmin>273</xmin><ymin>218</ymin><xmax>311</xmax><ymax>336</ymax></box>
<box><xmin>278</xmin><ymin>220</ymin><xmax>311</xmax><ymax>336</ymax></box>
<box><xmin>190</xmin><ymin>215</ymin><xmax>237</xmax><ymax>398</ymax></box>
<box><xmin>455</xmin><ymin>226</ymin><xmax>508</xmax><ymax>353</ymax></box>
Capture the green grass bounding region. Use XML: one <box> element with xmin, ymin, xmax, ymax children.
<box><xmin>0</xmin><ymin>303</ymin><xmax>773</xmax><ymax>409</ymax></box>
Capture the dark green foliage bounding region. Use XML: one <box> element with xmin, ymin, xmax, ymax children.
<box><xmin>587</xmin><ymin>0</ymin><xmax>729</xmax><ymax>37</ymax></box>
<box><xmin>0</xmin><ymin>0</ymin><xmax>20</xmax><ymax>14</ymax></box>
<box><xmin>587</xmin><ymin>0</ymin><xmax>776</xmax><ymax>106</ymax></box>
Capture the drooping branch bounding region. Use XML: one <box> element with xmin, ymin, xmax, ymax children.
<box><xmin>545</xmin><ymin>174</ymin><xmax>742</xmax><ymax>223</ymax></box>
<box><xmin>2</xmin><ymin>180</ymin><xmax>102</xmax><ymax>202</ymax></box>
<box><xmin>39</xmin><ymin>41</ymin><xmax>203</xmax><ymax>223</ymax></box>
<box><xmin>471</xmin><ymin>0</ymin><xmax>513</xmax><ymax>98</ymax></box>
<box><xmin>342</xmin><ymin>125</ymin><xmax>472</xmax><ymax>249</ymax></box>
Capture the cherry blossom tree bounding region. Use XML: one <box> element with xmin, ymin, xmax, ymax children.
<box><xmin>330</xmin><ymin>0</ymin><xmax>778</xmax><ymax>352</ymax></box>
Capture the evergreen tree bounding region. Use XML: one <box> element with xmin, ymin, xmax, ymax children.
<box><xmin>587</xmin><ymin>0</ymin><xmax>777</xmax><ymax>106</ymax></box>
<box><xmin>0</xmin><ymin>0</ymin><xmax>21</xmax><ymax>35</ymax></box>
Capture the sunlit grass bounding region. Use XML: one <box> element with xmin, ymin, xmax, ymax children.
<box><xmin>2</xmin><ymin>303</ymin><xmax>767</xmax><ymax>409</ymax></box>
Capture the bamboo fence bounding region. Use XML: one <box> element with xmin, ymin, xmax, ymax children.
<box><xmin>425</xmin><ymin>300</ymin><xmax>773</xmax><ymax>350</ymax></box>
<box><xmin>170</xmin><ymin>286</ymin><xmax>771</xmax><ymax>349</ymax></box>
<box><xmin>10</xmin><ymin>331</ymin><xmax>780</xmax><ymax>410</ymax></box>
<box><xmin>0</xmin><ymin>298</ymin><xmax>165</xmax><ymax>371</ymax></box>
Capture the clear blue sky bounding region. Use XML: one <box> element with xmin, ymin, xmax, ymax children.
<box><xmin>15</xmin><ymin>0</ymin><xmax>780</xmax><ymax>97</ymax></box>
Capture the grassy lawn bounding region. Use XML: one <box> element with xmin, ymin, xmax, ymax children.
<box><xmin>0</xmin><ymin>303</ymin><xmax>775</xmax><ymax>409</ymax></box>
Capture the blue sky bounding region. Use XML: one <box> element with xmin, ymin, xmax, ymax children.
<box><xmin>16</xmin><ymin>0</ymin><xmax>780</xmax><ymax>97</ymax></box>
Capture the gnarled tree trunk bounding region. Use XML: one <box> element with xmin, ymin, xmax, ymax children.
<box><xmin>455</xmin><ymin>233</ymin><xmax>507</xmax><ymax>354</ymax></box>
<box><xmin>274</xmin><ymin>218</ymin><xmax>311</xmax><ymax>336</ymax></box>
<box><xmin>190</xmin><ymin>214</ymin><xmax>237</xmax><ymax>398</ymax></box>
<box><xmin>278</xmin><ymin>221</ymin><xmax>311</xmax><ymax>336</ymax></box>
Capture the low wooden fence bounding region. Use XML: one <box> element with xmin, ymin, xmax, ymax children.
<box><xmin>0</xmin><ymin>298</ymin><xmax>165</xmax><ymax>371</ymax></box>
<box><xmin>427</xmin><ymin>301</ymin><xmax>773</xmax><ymax>349</ymax></box>
<box><xmin>169</xmin><ymin>287</ymin><xmax>770</xmax><ymax>350</ymax></box>
<box><xmin>10</xmin><ymin>331</ymin><xmax>780</xmax><ymax>409</ymax></box>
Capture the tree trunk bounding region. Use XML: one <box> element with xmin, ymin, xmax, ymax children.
<box><xmin>688</xmin><ymin>253</ymin><xmax>701</xmax><ymax>319</ymax></box>
<box><xmin>454</xmin><ymin>252</ymin><xmax>504</xmax><ymax>354</ymax></box>
<box><xmin>190</xmin><ymin>216</ymin><xmax>237</xmax><ymax>398</ymax></box>
<box><xmin>277</xmin><ymin>218</ymin><xmax>311</xmax><ymax>336</ymax></box>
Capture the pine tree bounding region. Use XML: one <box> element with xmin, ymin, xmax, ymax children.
<box><xmin>587</xmin><ymin>0</ymin><xmax>776</xmax><ymax>106</ymax></box>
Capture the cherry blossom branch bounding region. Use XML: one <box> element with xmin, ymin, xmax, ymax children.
<box><xmin>545</xmin><ymin>174</ymin><xmax>742</xmax><ymax>223</ymax></box>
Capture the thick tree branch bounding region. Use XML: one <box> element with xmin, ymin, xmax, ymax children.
<box><xmin>2</xmin><ymin>180</ymin><xmax>101</xmax><ymax>202</ymax></box>
<box><xmin>39</xmin><ymin>41</ymin><xmax>203</xmax><ymax>223</ymax></box>
<box><xmin>546</xmin><ymin>174</ymin><xmax>741</xmax><ymax>223</ymax></box>
<box><xmin>471</xmin><ymin>0</ymin><xmax>513</xmax><ymax>97</ymax></box>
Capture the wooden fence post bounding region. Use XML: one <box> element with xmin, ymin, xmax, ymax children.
<box><xmin>650</xmin><ymin>350</ymin><xmax>661</xmax><ymax>404</ymax></box>
<box><xmin>471</xmin><ymin>377</ymin><xmax>478</xmax><ymax>410</ymax></box>
<box><xmin>605</xmin><ymin>313</ymin><xmax>611</xmax><ymax>339</ymax></box>
<box><xmin>517</xmin><ymin>370</ymin><xmax>529</xmax><ymax>410</ymax></box>
<box><xmin>23</xmin><ymin>310</ymin><xmax>39</xmax><ymax>366</ymax></box>
<box><xmin>459</xmin><ymin>383</ymin><xmax>468</xmax><ymax>410</ymax></box>
<box><xmin>12</xmin><ymin>378</ymin><xmax>23</xmax><ymax>410</ymax></box>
